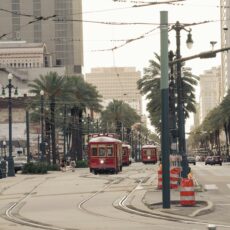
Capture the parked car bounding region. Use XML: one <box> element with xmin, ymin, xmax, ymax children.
<box><xmin>205</xmin><ymin>156</ymin><xmax>222</xmax><ymax>166</ymax></box>
<box><xmin>14</xmin><ymin>155</ymin><xmax>27</xmax><ymax>173</ymax></box>
<box><xmin>187</xmin><ymin>156</ymin><xmax>196</xmax><ymax>165</ymax></box>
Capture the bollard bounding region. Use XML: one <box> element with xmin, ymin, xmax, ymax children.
<box><xmin>207</xmin><ymin>224</ymin><xmax>216</xmax><ymax>230</ymax></box>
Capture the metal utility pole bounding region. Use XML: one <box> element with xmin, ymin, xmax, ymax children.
<box><xmin>40</xmin><ymin>90</ymin><xmax>45</xmax><ymax>162</ymax></box>
<box><xmin>2</xmin><ymin>73</ymin><xmax>18</xmax><ymax>176</ymax></box>
<box><xmin>160</xmin><ymin>11</ymin><xmax>170</xmax><ymax>209</ymax></box>
<box><xmin>171</xmin><ymin>21</ymin><xmax>193</xmax><ymax>178</ymax></box>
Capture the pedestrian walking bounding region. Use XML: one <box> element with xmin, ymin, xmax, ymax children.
<box><xmin>70</xmin><ymin>161</ymin><xmax>76</xmax><ymax>172</ymax></box>
<box><xmin>60</xmin><ymin>158</ymin><xmax>66</xmax><ymax>172</ymax></box>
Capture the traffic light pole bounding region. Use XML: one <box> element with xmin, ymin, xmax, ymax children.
<box><xmin>160</xmin><ymin>11</ymin><xmax>170</xmax><ymax>209</ymax></box>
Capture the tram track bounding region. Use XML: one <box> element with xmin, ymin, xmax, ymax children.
<box><xmin>0</xmin><ymin>175</ymin><xmax>79</xmax><ymax>230</ymax></box>
<box><xmin>2</xmin><ymin>165</ymin><xmax>229</xmax><ymax>229</ymax></box>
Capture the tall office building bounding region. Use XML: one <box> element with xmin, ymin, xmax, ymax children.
<box><xmin>220</xmin><ymin>0</ymin><xmax>230</xmax><ymax>99</ymax></box>
<box><xmin>0</xmin><ymin>0</ymin><xmax>83</xmax><ymax>74</ymax></box>
<box><xmin>199</xmin><ymin>67</ymin><xmax>221</xmax><ymax>123</ymax></box>
<box><xmin>85</xmin><ymin>67</ymin><xmax>142</xmax><ymax>115</ymax></box>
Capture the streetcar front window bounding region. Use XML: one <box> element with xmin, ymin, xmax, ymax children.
<box><xmin>99</xmin><ymin>147</ymin><xmax>106</xmax><ymax>156</ymax></box>
<box><xmin>122</xmin><ymin>149</ymin><xmax>125</xmax><ymax>156</ymax></box>
<box><xmin>107</xmin><ymin>147</ymin><xmax>113</xmax><ymax>156</ymax></box>
<box><xmin>92</xmin><ymin>147</ymin><xmax>98</xmax><ymax>156</ymax></box>
<box><xmin>146</xmin><ymin>149</ymin><xmax>151</xmax><ymax>156</ymax></box>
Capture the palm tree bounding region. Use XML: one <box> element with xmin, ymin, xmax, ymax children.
<box><xmin>28</xmin><ymin>72</ymin><xmax>69</xmax><ymax>165</ymax></box>
<box><xmin>100</xmin><ymin>100</ymin><xmax>140</xmax><ymax>141</ymax></box>
<box><xmin>137</xmin><ymin>52</ymin><xmax>198</xmax><ymax>133</ymax></box>
<box><xmin>65</xmin><ymin>76</ymin><xmax>102</xmax><ymax>161</ymax></box>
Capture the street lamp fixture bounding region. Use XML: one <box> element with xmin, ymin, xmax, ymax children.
<box><xmin>186</xmin><ymin>31</ymin><xmax>193</xmax><ymax>49</ymax></box>
<box><xmin>2</xmin><ymin>73</ymin><xmax>18</xmax><ymax>177</ymax></box>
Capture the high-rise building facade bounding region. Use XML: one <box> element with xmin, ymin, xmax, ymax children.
<box><xmin>199</xmin><ymin>67</ymin><xmax>221</xmax><ymax>123</ymax></box>
<box><xmin>85</xmin><ymin>67</ymin><xmax>142</xmax><ymax>115</ymax></box>
<box><xmin>220</xmin><ymin>0</ymin><xmax>230</xmax><ymax>99</ymax></box>
<box><xmin>0</xmin><ymin>0</ymin><xmax>83</xmax><ymax>74</ymax></box>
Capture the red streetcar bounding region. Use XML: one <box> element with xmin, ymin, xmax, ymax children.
<box><xmin>141</xmin><ymin>144</ymin><xmax>158</xmax><ymax>164</ymax></box>
<box><xmin>88</xmin><ymin>135</ymin><xmax>123</xmax><ymax>174</ymax></box>
<box><xmin>122</xmin><ymin>144</ymin><xmax>131</xmax><ymax>166</ymax></box>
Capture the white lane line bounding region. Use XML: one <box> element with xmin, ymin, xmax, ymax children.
<box><xmin>135</xmin><ymin>184</ymin><xmax>144</xmax><ymax>190</ymax></box>
<box><xmin>216</xmin><ymin>203</ymin><xmax>230</xmax><ymax>206</ymax></box>
<box><xmin>204</xmin><ymin>184</ymin><xmax>218</xmax><ymax>190</ymax></box>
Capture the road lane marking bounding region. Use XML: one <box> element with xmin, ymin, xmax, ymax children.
<box><xmin>216</xmin><ymin>203</ymin><xmax>230</xmax><ymax>206</ymax></box>
<box><xmin>204</xmin><ymin>184</ymin><xmax>218</xmax><ymax>190</ymax></box>
<box><xmin>227</xmin><ymin>184</ymin><xmax>230</xmax><ymax>189</ymax></box>
<box><xmin>135</xmin><ymin>184</ymin><xmax>144</xmax><ymax>190</ymax></box>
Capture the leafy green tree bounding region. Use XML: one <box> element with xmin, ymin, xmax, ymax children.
<box><xmin>137</xmin><ymin>53</ymin><xmax>198</xmax><ymax>133</ymax></box>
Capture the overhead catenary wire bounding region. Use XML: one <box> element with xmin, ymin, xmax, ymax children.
<box><xmin>0</xmin><ymin>3</ymin><xmax>222</xmax><ymax>49</ymax></box>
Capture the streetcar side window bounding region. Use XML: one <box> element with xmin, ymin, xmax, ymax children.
<box><xmin>92</xmin><ymin>147</ymin><xmax>98</xmax><ymax>156</ymax></box>
<box><xmin>107</xmin><ymin>147</ymin><xmax>113</xmax><ymax>156</ymax></box>
<box><xmin>99</xmin><ymin>147</ymin><xmax>106</xmax><ymax>156</ymax></box>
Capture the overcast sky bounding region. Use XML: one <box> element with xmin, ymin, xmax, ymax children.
<box><xmin>82</xmin><ymin>0</ymin><xmax>221</xmax><ymax>76</ymax></box>
<box><xmin>82</xmin><ymin>0</ymin><xmax>221</xmax><ymax>131</ymax></box>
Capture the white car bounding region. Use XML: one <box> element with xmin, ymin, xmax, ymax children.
<box><xmin>14</xmin><ymin>156</ymin><xmax>27</xmax><ymax>173</ymax></box>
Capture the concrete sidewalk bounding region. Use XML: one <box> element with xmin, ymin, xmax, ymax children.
<box><xmin>142</xmin><ymin>188</ymin><xmax>213</xmax><ymax>218</ymax></box>
<box><xmin>125</xmin><ymin>170</ymin><xmax>216</xmax><ymax>221</ymax></box>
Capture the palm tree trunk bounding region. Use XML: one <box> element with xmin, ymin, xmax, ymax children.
<box><xmin>45</xmin><ymin>117</ymin><xmax>51</xmax><ymax>165</ymax></box>
<box><xmin>70</xmin><ymin>107</ymin><xmax>77</xmax><ymax>161</ymax></box>
<box><xmin>77</xmin><ymin>109</ymin><xmax>83</xmax><ymax>161</ymax></box>
<box><xmin>224</xmin><ymin>123</ymin><xmax>229</xmax><ymax>157</ymax></box>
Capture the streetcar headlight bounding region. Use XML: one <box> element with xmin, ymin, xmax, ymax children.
<box><xmin>100</xmin><ymin>159</ymin><xmax>104</xmax><ymax>164</ymax></box>
<box><xmin>147</xmin><ymin>156</ymin><xmax>150</xmax><ymax>159</ymax></box>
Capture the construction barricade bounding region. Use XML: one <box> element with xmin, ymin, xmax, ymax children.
<box><xmin>180</xmin><ymin>178</ymin><xmax>195</xmax><ymax>206</ymax></box>
<box><xmin>157</xmin><ymin>167</ymin><xmax>162</xmax><ymax>189</ymax></box>
<box><xmin>170</xmin><ymin>167</ymin><xmax>180</xmax><ymax>189</ymax></box>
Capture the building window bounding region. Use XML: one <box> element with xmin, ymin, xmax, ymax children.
<box><xmin>56</xmin><ymin>59</ymin><xmax>62</xmax><ymax>66</ymax></box>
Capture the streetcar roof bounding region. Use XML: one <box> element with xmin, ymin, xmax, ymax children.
<box><xmin>89</xmin><ymin>136</ymin><xmax>122</xmax><ymax>143</ymax></box>
<box><xmin>122</xmin><ymin>144</ymin><xmax>131</xmax><ymax>148</ymax></box>
<box><xmin>142</xmin><ymin>145</ymin><xmax>157</xmax><ymax>149</ymax></box>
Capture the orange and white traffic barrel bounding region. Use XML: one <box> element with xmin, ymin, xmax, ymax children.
<box><xmin>180</xmin><ymin>178</ymin><xmax>195</xmax><ymax>206</ymax></box>
<box><xmin>170</xmin><ymin>167</ymin><xmax>180</xmax><ymax>189</ymax></box>
<box><xmin>157</xmin><ymin>169</ymin><xmax>162</xmax><ymax>189</ymax></box>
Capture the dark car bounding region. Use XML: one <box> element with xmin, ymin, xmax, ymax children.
<box><xmin>205</xmin><ymin>156</ymin><xmax>222</xmax><ymax>166</ymax></box>
<box><xmin>187</xmin><ymin>156</ymin><xmax>196</xmax><ymax>165</ymax></box>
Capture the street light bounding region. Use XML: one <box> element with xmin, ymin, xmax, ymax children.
<box><xmin>2</xmin><ymin>73</ymin><xmax>18</xmax><ymax>177</ymax></box>
<box><xmin>168</xmin><ymin>50</ymin><xmax>177</xmax><ymax>155</ymax></box>
<box><xmin>171</xmin><ymin>21</ymin><xmax>193</xmax><ymax>178</ymax></box>
<box><xmin>2</xmin><ymin>140</ymin><xmax>6</xmax><ymax>159</ymax></box>
<box><xmin>40</xmin><ymin>90</ymin><xmax>45</xmax><ymax>161</ymax></box>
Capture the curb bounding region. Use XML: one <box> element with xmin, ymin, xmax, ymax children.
<box><xmin>189</xmin><ymin>200</ymin><xmax>214</xmax><ymax>217</ymax></box>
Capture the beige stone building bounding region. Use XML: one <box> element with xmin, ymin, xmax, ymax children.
<box><xmin>85</xmin><ymin>67</ymin><xmax>142</xmax><ymax>115</ymax></box>
<box><xmin>220</xmin><ymin>0</ymin><xmax>230</xmax><ymax>99</ymax></box>
<box><xmin>0</xmin><ymin>0</ymin><xmax>83</xmax><ymax>74</ymax></box>
<box><xmin>0</xmin><ymin>40</ymin><xmax>66</xmax><ymax>155</ymax></box>
<box><xmin>199</xmin><ymin>66</ymin><xmax>221</xmax><ymax>123</ymax></box>
<box><xmin>0</xmin><ymin>41</ymin><xmax>50</xmax><ymax>69</ymax></box>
